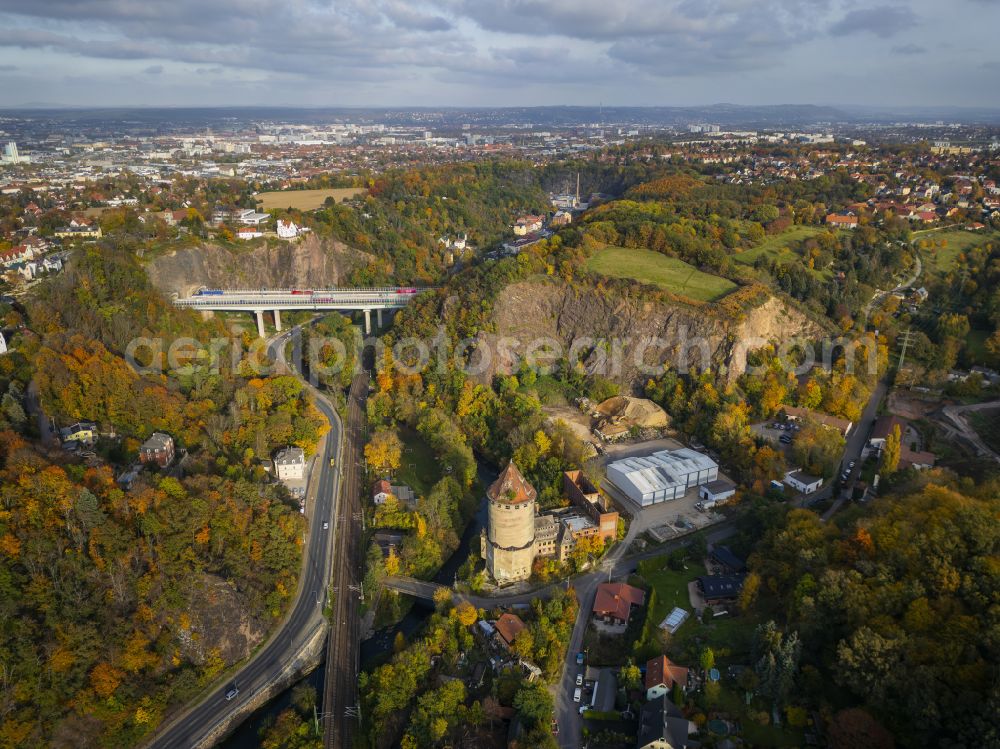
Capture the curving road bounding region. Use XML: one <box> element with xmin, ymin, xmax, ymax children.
<box><xmin>145</xmin><ymin>326</ymin><xmax>345</xmax><ymax>749</ymax></box>
<box><xmin>863</xmin><ymin>250</ymin><xmax>922</xmax><ymax>327</ymax></box>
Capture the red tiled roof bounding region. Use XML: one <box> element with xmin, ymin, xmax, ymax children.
<box><xmin>645</xmin><ymin>655</ymin><xmax>689</xmax><ymax>692</ymax></box>
<box><xmin>900</xmin><ymin>447</ymin><xmax>936</xmax><ymax>468</ymax></box>
<box><xmin>495</xmin><ymin>613</ymin><xmax>525</xmax><ymax>646</ymax></box>
<box><xmin>487</xmin><ymin>461</ymin><xmax>537</xmax><ymax>505</ymax></box>
<box><xmin>872</xmin><ymin>414</ymin><xmax>907</xmax><ymax>441</ymax></box>
<box><xmin>593</xmin><ymin>582</ymin><xmax>645</xmax><ymax>623</ymax></box>
<box><xmin>373</xmin><ymin>479</ymin><xmax>391</xmax><ymax>495</ymax></box>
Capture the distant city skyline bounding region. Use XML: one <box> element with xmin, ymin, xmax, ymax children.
<box><xmin>0</xmin><ymin>0</ymin><xmax>997</xmax><ymax>108</ymax></box>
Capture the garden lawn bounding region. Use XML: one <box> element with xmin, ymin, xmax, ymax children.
<box><xmin>586</xmin><ymin>246</ymin><xmax>737</xmax><ymax>302</ymax></box>
<box><xmin>632</xmin><ymin>555</ymin><xmax>759</xmax><ymax>665</ymax></box>
<box><xmin>395</xmin><ymin>426</ymin><xmax>441</xmax><ymax>497</ymax></box>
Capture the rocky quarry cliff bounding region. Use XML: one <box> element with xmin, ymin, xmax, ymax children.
<box><xmin>474</xmin><ymin>278</ymin><xmax>823</xmax><ymax>389</ymax></box>
<box><xmin>145</xmin><ymin>234</ymin><xmax>370</xmax><ymax>297</ymax></box>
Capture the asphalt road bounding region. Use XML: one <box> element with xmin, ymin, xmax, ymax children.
<box><xmin>145</xmin><ymin>327</ymin><xmax>344</xmax><ymax>749</ymax></box>
<box><xmin>552</xmin><ymin>523</ymin><xmax>736</xmax><ymax>749</ymax></box>
<box><xmin>811</xmin><ymin>375</ymin><xmax>889</xmax><ymax>520</ymax></box>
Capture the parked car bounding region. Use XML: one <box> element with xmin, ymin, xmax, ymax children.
<box><xmin>576</xmin><ymin>652</ymin><xmax>585</xmax><ymax>666</ymax></box>
<box><xmin>573</xmin><ymin>688</ymin><xmax>582</xmax><ymax>703</ymax></box>
<box><xmin>576</xmin><ymin>673</ymin><xmax>583</xmax><ymax>686</ymax></box>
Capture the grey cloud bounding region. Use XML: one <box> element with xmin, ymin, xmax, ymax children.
<box><xmin>381</xmin><ymin>1</ymin><xmax>452</xmax><ymax>31</ymax></box>
<box><xmin>442</xmin><ymin>0</ymin><xmax>826</xmax><ymax>76</ymax></box>
<box><xmin>830</xmin><ymin>6</ymin><xmax>917</xmax><ymax>38</ymax></box>
<box><xmin>0</xmin><ymin>1</ymin><xmax>470</xmax><ymax>79</ymax></box>
<box><xmin>143</xmin><ymin>64</ymin><xmax>163</xmax><ymax>74</ymax></box>
<box><xmin>891</xmin><ymin>43</ymin><xmax>926</xmax><ymax>55</ymax></box>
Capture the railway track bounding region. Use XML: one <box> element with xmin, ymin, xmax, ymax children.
<box><xmin>322</xmin><ymin>372</ymin><xmax>368</xmax><ymax>749</ymax></box>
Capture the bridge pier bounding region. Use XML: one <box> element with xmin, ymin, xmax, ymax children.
<box><xmin>254</xmin><ymin>310</ymin><xmax>265</xmax><ymax>338</ymax></box>
<box><xmin>363</xmin><ymin>308</ymin><xmax>371</xmax><ymax>335</ymax></box>
<box><xmin>376</xmin><ymin>308</ymin><xmax>383</xmax><ymax>329</ymax></box>
<box><xmin>273</xmin><ymin>309</ymin><xmax>282</xmax><ymax>332</ymax></box>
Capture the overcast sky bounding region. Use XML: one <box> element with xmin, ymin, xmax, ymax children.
<box><xmin>0</xmin><ymin>0</ymin><xmax>997</xmax><ymax>108</ymax></box>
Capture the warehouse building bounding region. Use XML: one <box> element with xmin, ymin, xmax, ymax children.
<box><xmin>605</xmin><ymin>448</ymin><xmax>718</xmax><ymax>506</ymax></box>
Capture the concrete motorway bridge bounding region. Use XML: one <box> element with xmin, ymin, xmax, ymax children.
<box><xmin>172</xmin><ymin>287</ymin><xmax>430</xmax><ymax>335</ymax></box>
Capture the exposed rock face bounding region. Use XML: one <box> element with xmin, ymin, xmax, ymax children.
<box><xmin>177</xmin><ymin>574</ymin><xmax>267</xmax><ymax>667</ymax></box>
<box><xmin>145</xmin><ymin>233</ymin><xmax>369</xmax><ymax>297</ymax></box>
<box><xmin>477</xmin><ymin>279</ymin><xmax>823</xmax><ymax>390</ymax></box>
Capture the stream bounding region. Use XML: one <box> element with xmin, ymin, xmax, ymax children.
<box><xmin>220</xmin><ymin>464</ymin><xmax>494</xmax><ymax>748</ymax></box>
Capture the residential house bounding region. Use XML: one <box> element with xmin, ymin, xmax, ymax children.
<box><xmin>782</xmin><ymin>406</ymin><xmax>853</xmax><ymax>437</ymax></box>
<box><xmin>276</xmin><ymin>219</ymin><xmax>300</xmax><ymax>238</ymax></box>
<box><xmin>139</xmin><ymin>432</ymin><xmax>175</xmax><ymax>468</ymax></box>
<box><xmin>645</xmin><ymin>656</ymin><xmax>690</xmax><ymax>701</ymax></box>
<box><xmin>0</xmin><ymin>245</ymin><xmax>34</xmax><ymax>266</ymax></box>
<box><xmin>372</xmin><ymin>479</ymin><xmax>416</xmax><ymax>507</ymax></box>
<box><xmin>899</xmin><ymin>446</ymin><xmax>937</xmax><ymax>470</ymax></box>
<box><xmin>696</xmin><ymin>574</ymin><xmax>746</xmax><ymax>606</ymax></box>
<box><xmin>549</xmin><ymin>210</ymin><xmax>573</xmax><ymax>227</ymax></box>
<box><xmin>637</xmin><ymin>695</ymin><xmax>695</xmax><ymax>749</ymax></box>
<box><xmin>372</xmin><ymin>530</ymin><xmax>404</xmax><ymax>559</ymax></box>
<box><xmin>825</xmin><ymin>212</ymin><xmax>859</xmax><ymax>228</ymax></box>
<box><xmin>60</xmin><ymin>421</ymin><xmax>97</xmax><ymax>446</ymax></box>
<box><xmin>236</xmin><ymin>226</ymin><xmax>263</xmax><ymax>240</ymax></box>
<box><xmin>274</xmin><ymin>446</ymin><xmax>306</xmax><ymax>481</ymax></box>
<box><xmin>162</xmin><ymin>209</ymin><xmax>189</xmax><ymax>227</ymax></box>
<box><xmin>512</xmin><ymin>214</ymin><xmax>544</xmax><ymax>236</ymax></box>
<box><xmin>869</xmin><ymin>414</ymin><xmax>908</xmax><ymax>450</ymax></box>
<box><xmin>592</xmin><ymin>582</ymin><xmax>645</xmax><ymax>628</ymax></box>
<box><xmin>54</xmin><ymin>224</ymin><xmax>102</xmax><ymax>239</ymax></box>
<box><xmin>494</xmin><ymin>613</ymin><xmax>526</xmax><ymax>650</ymax></box>
<box><xmin>784</xmin><ymin>470</ymin><xmax>823</xmax><ymax>494</ymax></box>
<box><xmin>373</xmin><ymin>479</ymin><xmax>393</xmax><ymax>505</ymax></box>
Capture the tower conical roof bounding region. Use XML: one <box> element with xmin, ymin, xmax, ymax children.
<box><xmin>487</xmin><ymin>461</ymin><xmax>537</xmax><ymax>504</ymax></box>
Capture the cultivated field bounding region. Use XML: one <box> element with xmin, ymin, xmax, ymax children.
<box><xmin>587</xmin><ymin>245</ymin><xmax>737</xmax><ymax>302</ymax></box>
<box><xmin>255</xmin><ymin>187</ymin><xmax>368</xmax><ymax>211</ymax></box>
